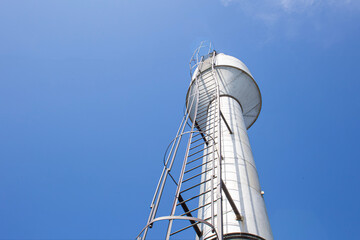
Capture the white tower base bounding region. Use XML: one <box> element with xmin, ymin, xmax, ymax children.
<box><xmin>198</xmin><ymin>96</ymin><xmax>272</xmax><ymax>240</ymax></box>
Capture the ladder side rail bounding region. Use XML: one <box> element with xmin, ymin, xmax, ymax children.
<box><xmin>145</xmin><ymin>116</ymin><xmax>186</xmax><ymax>214</ymax></box>
<box><xmin>165</xmin><ymin>80</ymin><xmax>200</xmax><ymax>239</ymax></box>
<box><xmin>142</xmin><ymin>85</ymin><xmax>199</xmax><ymax>240</ymax></box>
<box><xmin>206</xmin><ymin>72</ymin><xmax>217</xmax><ymax>228</ymax></box>
<box><xmin>143</xmin><ymin>137</ymin><xmax>184</xmax><ymax>238</ymax></box>
<box><xmin>149</xmin><ymin>113</ymin><xmax>187</xmax><ymax>209</ymax></box>
<box><xmin>211</xmin><ymin>116</ymin><xmax>217</xmax><ymax>227</ymax></box>
<box><xmin>212</xmin><ymin>51</ymin><xmax>224</xmax><ymax>239</ymax></box>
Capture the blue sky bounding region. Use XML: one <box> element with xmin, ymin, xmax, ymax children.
<box><xmin>0</xmin><ymin>0</ymin><xmax>360</xmax><ymax>239</ymax></box>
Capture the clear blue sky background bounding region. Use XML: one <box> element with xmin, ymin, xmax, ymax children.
<box><xmin>1</xmin><ymin>0</ymin><xmax>360</xmax><ymax>239</ymax></box>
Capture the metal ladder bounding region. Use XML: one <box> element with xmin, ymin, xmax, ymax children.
<box><xmin>137</xmin><ymin>43</ymin><xmax>242</xmax><ymax>240</ymax></box>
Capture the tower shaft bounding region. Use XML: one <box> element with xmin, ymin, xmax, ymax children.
<box><xmin>199</xmin><ymin>96</ymin><xmax>272</xmax><ymax>239</ymax></box>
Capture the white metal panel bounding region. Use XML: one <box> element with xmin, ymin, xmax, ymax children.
<box><xmin>199</xmin><ymin>97</ymin><xmax>273</xmax><ymax>240</ymax></box>
<box><xmin>187</xmin><ymin>53</ymin><xmax>261</xmax><ymax>130</ymax></box>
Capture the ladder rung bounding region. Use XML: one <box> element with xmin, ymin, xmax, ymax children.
<box><xmin>198</xmin><ymin>94</ymin><xmax>215</xmax><ymax>102</ymax></box>
<box><xmin>200</xmin><ymin>69</ymin><xmax>213</xmax><ymax>76</ymax></box>
<box><xmin>193</xmin><ymin>131</ymin><xmax>211</xmax><ymax>139</ymax></box>
<box><xmin>204</xmin><ymin>215</ymin><xmax>216</xmax><ymax>221</ymax></box>
<box><xmin>198</xmin><ymin>75</ymin><xmax>215</xmax><ymax>85</ymax></box>
<box><xmin>195</xmin><ymin>122</ymin><xmax>218</xmax><ymax>133</ymax></box>
<box><xmin>186</xmin><ymin>155</ymin><xmax>206</xmax><ymax>166</ymax></box>
<box><xmin>197</xmin><ymin>100</ymin><xmax>217</xmax><ymax>111</ymax></box>
<box><xmin>176</xmin><ymin>194</ymin><xmax>203</xmax><ymax>238</ymax></box>
<box><xmin>188</xmin><ymin>145</ymin><xmax>212</xmax><ymax>158</ymax></box>
<box><xmin>180</xmin><ymin>178</ymin><xmax>212</xmax><ymax>194</ymax></box>
<box><xmin>198</xmin><ymin>90</ymin><xmax>216</xmax><ymax>97</ymax></box>
<box><xmin>190</xmin><ymin>136</ymin><xmax>206</xmax><ymax>145</ymax></box>
<box><xmin>197</xmin><ymin>115</ymin><xmax>216</xmax><ymax>124</ymax></box>
<box><xmin>186</xmin><ymin>154</ymin><xmax>216</xmax><ymax>166</ymax></box>
<box><xmin>198</xmin><ymin>85</ymin><xmax>217</xmax><ymax>94</ymax></box>
<box><xmin>196</xmin><ymin>115</ymin><xmax>218</xmax><ymax>125</ymax></box>
<box><xmin>203</xmin><ymin>233</ymin><xmax>217</xmax><ymax>240</ymax></box>
<box><xmin>198</xmin><ymin>79</ymin><xmax>216</xmax><ymax>87</ymax></box>
<box><xmin>176</xmin><ymin>189</ymin><xmax>213</xmax><ymax>206</ymax></box>
<box><xmin>203</xmin><ymin>125</ymin><xmax>218</xmax><ymax>133</ymax></box>
<box><xmin>195</xmin><ymin>111</ymin><xmax>209</xmax><ymax>121</ymax></box>
<box><xmin>189</xmin><ymin>141</ymin><xmax>205</xmax><ymax>151</ymax></box>
<box><xmin>198</xmin><ymin>70</ymin><xmax>212</xmax><ymax>78</ymax></box>
<box><xmin>200</xmin><ymin>74</ymin><xmax>215</xmax><ymax>83</ymax></box>
<box><xmin>198</xmin><ymin>82</ymin><xmax>217</xmax><ymax>91</ymax></box>
<box><xmin>187</xmin><ymin>151</ymin><xmax>216</xmax><ymax>165</ymax></box>
<box><xmin>199</xmin><ymin>72</ymin><xmax>213</xmax><ymax>79</ymax></box>
<box><xmin>184</xmin><ymin>160</ymin><xmax>213</xmax><ymax>174</ymax></box>
<box><xmin>196</xmin><ymin>107</ymin><xmax>217</xmax><ymax>119</ymax></box>
<box><xmin>170</xmin><ymin>221</ymin><xmax>200</xmax><ymax>236</ymax></box>
<box><xmin>199</xmin><ymin>74</ymin><xmax>216</xmax><ymax>83</ymax></box>
<box><xmin>180</xmin><ymin>201</ymin><xmax>213</xmax><ymax>216</ymax></box>
<box><xmin>195</xmin><ymin>104</ymin><xmax>209</xmax><ymax>113</ymax></box>
<box><xmin>197</xmin><ymin>78</ymin><xmax>213</xmax><ymax>87</ymax></box>
<box><xmin>198</xmin><ymin>93</ymin><xmax>214</xmax><ymax>101</ymax></box>
<box><xmin>182</xmin><ymin>167</ymin><xmax>215</xmax><ymax>183</ymax></box>
<box><xmin>198</xmin><ymin>104</ymin><xmax>217</xmax><ymax>113</ymax></box>
<box><xmin>194</xmin><ymin>109</ymin><xmax>210</xmax><ymax>119</ymax></box>
<box><xmin>196</xmin><ymin>114</ymin><xmax>217</xmax><ymax>123</ymax></box>
<box><xmin>196</xmin><ymin>104</ymin><xmax>217</xmax><ymax>116</ymax></box>
<box><xmin>190</xmin><ymin>135</ymin><xmax>217</xmax><ymax>146</ymax></box>
<box><xmin>198</xmin><ymin>94</ymin><xmax>214</xmax><ymax>103</ymax></box>
<box><xmin>192</xmin><ymin>132</ymin><xmax>203</xmax><ymax>139</ymax></box>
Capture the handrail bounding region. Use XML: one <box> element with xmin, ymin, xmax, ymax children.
<box><xmin>141</xmin><ymin>80</ymin><xmax>199</xmax><ymax>239</ymax></box>
<box><xmin>136</xmin><ymin>216</ymin><xmax>219</xmax><ymax>240</ymax></box>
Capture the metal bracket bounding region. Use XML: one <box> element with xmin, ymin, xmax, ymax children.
<box><xmin>178</xmin><ymin>194</ymin><xmax>202</xmax><ymax>237</ymax></box>
<box><xmin>220</xmin><ymin>111</ymin><xmax>233</xmax><ymax>134</ymax></box>
<box><xmin>195</xmin><ymin>121</ymin><xmax>209</xmax><ymax>145</ymax></box>
<box><xmin>221</xmin><ymin>179</ymin><xmax>243</xmax><ymax>221</ymax></box>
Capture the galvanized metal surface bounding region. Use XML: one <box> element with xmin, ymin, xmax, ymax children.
<box><xmin>137</xmin><ymin>42</ymin><xmax>272</xmax><ymax>240</ymax></box>
<box><xmin>198</xmin><ymin>97</ymin><xmax>272</xmax><ymax>240</ymax></box>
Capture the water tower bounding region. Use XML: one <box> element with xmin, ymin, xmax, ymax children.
<box><xmin>137</xmin><ymin>42</ymin><xmax>273</xmax><ymax>240</ymax></box>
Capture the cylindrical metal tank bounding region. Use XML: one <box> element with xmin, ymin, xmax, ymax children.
<box><xmin>186</xmin><ymin>53</ymin><xmax>273</xmax><ymax>240</ymax></box>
